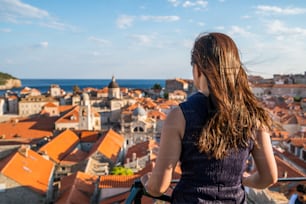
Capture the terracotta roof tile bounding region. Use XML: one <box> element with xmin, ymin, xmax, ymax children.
<box><xmin>97</xmin><ymin>87</ymin><xmax>108</xmax><ymax>93</ymax></box>
<box><xmin>0</xmin><ymin>146</ymin><xmax>54</xmax><ymax>194</ymax></box>
<box><xmin>290</xmin><ymin>138</ymin><xmax>306</xmax><ymax>147</ymax></box>
<box><xmin>125</xmin><ymin>140</ymin><xmax>159</xmax><ymax>163</ymax></box>
<box><xmin>0</xmin><ymin>116</ymin><xmax>55</xmax><ymax>140</ymax></box>
<box><xmin>79</xmin><ymin>130</ymin><xmax>100</xmax><ymax>142</ymax></box>
<box><xmin>58</xmin><ymin>105</ymin><xmax>75</xmax><ymax>113</ymax></box>
<box><xmin>56</xmin><ymin>171</ymin><xmax>98</xmax><ymax>204</ymax></box>
<box><xmin>274</xmin><ymin>147</ymin><xmax>306</xmax><ymax>174</ymax></box>
<box><xmin>147</xmin><ymin>110</ymin><xmax>166</xmax><ymax>120</ymax></box>
<box><xmin>90</xmin><ymin>129</ymin><xmax>125</xmax><ymax>163</ymax></box>
<box><xmin>250</xmin><ymin>83</ymin><xmax>274</xmax><ymax>88</ymax></box>
<box><xmin>99</xmin><ymin>175</ymin><xmax>140</xmax><ymax>188</ymax></box>
<box><xmin>273</xmin><ymin>84</ymin><xmax>306</xmax><ymax>88</ymax></box>
<box><xmin>39</xmin><ymin>129</ymin><xmax>80</xmax><ymax>163</ymax></box>
<box><xmin>60</xmin><ymin>148</ymin><xmax>88</xmax><ymax>165</ymax></box>
<box><xmin>56</xmin><ymin>106</ymin><xmax>79</xmax><ymax>124</ymax></box>
<box><xmin>273</xmin><ymin>155</ymin><xmax>306</xmax><ymax>182</ymax></box>
<box><xmin>44</xmin><ymin>102</ymin><xmax>58</xmax><ymax>108</ymax></box>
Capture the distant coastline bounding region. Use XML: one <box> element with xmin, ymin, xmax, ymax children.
<box><xmin>0</xmin><ymin>72</ymin><xmax>22</xmax><ymax>90</ymax></box>
<box><xmin>0</xmin><ymin>78</ymin><xmax>167</xmax><ymax>95</ymax></box>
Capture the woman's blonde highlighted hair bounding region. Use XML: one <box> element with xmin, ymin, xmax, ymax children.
<box><xmin>192</xmin><ymin>32</ymin><xmax>272</xmax><ymax>159</ymax></box>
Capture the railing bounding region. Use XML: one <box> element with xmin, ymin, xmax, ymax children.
<box><xmin>125</xmin><ymin>177</ymin><xmax>306</xmax><ymax>204</ymax></box>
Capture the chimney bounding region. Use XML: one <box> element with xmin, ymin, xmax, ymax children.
<box><xmin>132</xmin><ymin>152</ymin><xmax>136</xmax><ymax>161</ymax></box>
<box><xmin>18</xmin><ymin>145</ymin><xmax>30</xmax><ymax>157</ymax></box>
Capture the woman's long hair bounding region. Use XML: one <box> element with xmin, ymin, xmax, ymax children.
<box><xmin>191</xmin><ymin>32</ymin><xmax>272</xmax><ymax>159</ymax></box>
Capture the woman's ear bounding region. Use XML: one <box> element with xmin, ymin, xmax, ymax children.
<box><xmin>195</xmin><ymin>64</ymin><xmax>202</xmax><ymax>78</ymax></box>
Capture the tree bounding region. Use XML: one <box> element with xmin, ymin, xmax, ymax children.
<box><xmin>110</xmin><ymin>166</ymin><xmax>134</xmax><ymax>175</ymax></box>
<box><xmin>73</xmin><ymin>85</ymin><xmax>81</xmax><ymax>94</ymax></box>
<box><xmin>152</xmin><ymin>83</ymin><xmax>162</xmax><ymax>90</ymax></box>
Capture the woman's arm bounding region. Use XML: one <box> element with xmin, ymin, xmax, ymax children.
<box><xmin>141</xmin><ymin>106</ymin><xmax>185</xmax><ymax>196</ymax></box>
<box><xmin>242</xmin><ymin>129</ymin><xmax>278</xmax><ymax>189</ymax></box>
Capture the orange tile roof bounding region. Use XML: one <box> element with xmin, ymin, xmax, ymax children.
<box><xmin>83</xmin><ymin>87</ymin><xmax>98</xmax><ymax>92</ymax></box>
<box><xmin>79</xmin><ymin>130</ymin><xmax>100</xmax><ymax>142</ymax></box>
<box><xmin>39</xmin><ymin>129</ymin><xmax>80</xmax><ymax>163</ymax></box>
<box><xmin>158</xmin><ymin>104</ymin><xmax>170</xmax><ymax>109</ymax></box>
<box><xmin>251</xmin><ymin>83</ymin><xmax>274</xmax><ymax>88</ymax></box>
<box><xmin>56</xmin><ymin>171</ymin><xmax>98</xmax><ymax>204</ymax></box>
<box><xmin>0</xmin><ymin>147</ymin><xmax>54</xmax><ymax>194</ymax></box>
<box><xmin>143</xmin><ymin>100</ymin><xmax>157</xmax><ymax>109</ymax></box>
<box><xmin>120</xmin><ymin>87</ymin><xmax>128</xmax><ymax>93</ymax></box>
<box><xmin>8</xmin><ymin>95</ymin><xmax>17</xmax><ymax>100</ymax></box>
<box><xmin>55</xmin><ymin>106</ymin><xmax>79</xmax><ymax>124</ymax></box>
<box><xmin>60</xmin><ymin>148</ymin><xmax>88</xmax><ymax>165</ymax></box>
<box><xmin>20</xmin><ymin>87</ymin><xmax>31</xmax><ymax>94</ymax></box>
<box><xmin>290</xmin><ymin>137</ymin><xmax>306</xmax><ymax>147</ymax></box>
<box><xmin>125</xmin><ymin>103</ymin><xmax>139</xmax><ymax>111</ymax></box>
<box><xmin>58</xmin><ymin>105</ymin><xmax>75</xmax><ymax>113</ymax></box>
<box><xmin>163</xmin><ymin>99</ymin><xmax>179</xmax><ymax>106</ymax></box>
<box><xmin>274</xmin><ymin>147</ymin><xmax>306</xmax><ymax>176</ymax></box>
<box><xmin>296</xmin><ymin>115</ymin><xmax>306</xmax><ymax>126</ymax></box>
<box><xmin>90</xmin><ymin>129</ymin><xmax>125</xmax><ymax>163</ymax></box>
<box><xmin>99</xmin><ymin>175</ymin><xmax>140</xmax><ymax>188</ymax></box>
<box><xmin>44</xmin><ymin>102</ymin><xmax>58</xmax><ymax>108</ymax></box>
<box><xmin>273</xmin><ymin>84</ymin><xmax>306</xmax><ymax>88</ymax></box>
<box><xmin>273</xmin><ymin>155</ymin><xmax>306</xmax><ymax>185</ymax></box>
<box><xmin>125</xmin><ymin>140</ymin><xmax>159</xmax><ymax>163</ymax></box>
<box><xmin>147</xmin><ymin>110</ymin><xmax>167</xmax><ymax>120</ymax></box>
<box><xmin>0</xmin><ymin>116</ymin><xmax>55</xmax><ymax>140</ymax></box>
<box><xmin>97</xmin><ymin>87</ymin><xmax>108</xmax><ymax>93</ymax></box>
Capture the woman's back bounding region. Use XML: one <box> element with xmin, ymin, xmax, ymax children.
<box><xmin>172</xmin><ymin>92</ymin><xmax>253</xmax><ymax>203</ymax></box>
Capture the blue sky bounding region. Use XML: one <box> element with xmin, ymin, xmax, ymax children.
<box><xmin>0</xmin><ymin>0</ymin><xmax>306</xmax><ymax>79</ymax></box>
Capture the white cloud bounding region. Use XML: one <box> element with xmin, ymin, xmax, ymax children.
<box><xmin>88</xmin><ymin>36</ymin><xmax>111</xmax><ymax>45</ymax></box>
<box><xmin>39</xmin><ymin>21</ymin><xmax>76</xmax><ymax>31</ymax></box>
<box><xmin>197</xmin><ymin>22</ymin><xmax>205</xmax><ymax>27</ymax></box>
<box><xmin>182</xmin><ymin>39</ymin><xmax>193</xmax><ymax>48</ymax></box>
<box><xmin>215</xmin><ymin>26</ymin><xmax>225</xmax><ymax>30</ymax></box>
<box><xmin>116</xmin><ymin>15</ymin><xmax>135</xmax><ymax>29</ymax></box>
<box><xmin>0</xmin><ymin>0</ymin><xmax>75</xmax><ymax>31</ymax></box>
<box><xmin>168</xmin><ymin>0</ymin><xmax>181</xmax><ymax>7</ymax></box>
<box><xmin>267</xmin><ymin>20</ymin><xmax>306</xmax><ymax>37</ymax></box>
<box><xmin>228</xmin><ymin>26</ymin><xmax>252</xmax><ymax>37</ymax></box>
<box><xmin>256</xmin><ymin>5</ymin><xmax>306</xmax><ymax>15</ymax></box>
<box><xmin>0</xmin><ymin>0</ymin><xmax>49</xmax><ymax>20</ymax></box>
<box><xmin>168</xmin><ymin>0</ymin><xmax>208</xmax><ymax>9</ymax></box>
<box><xmin>241</xmin><ymin>15</ymin><xmax>251</xmax><ymax>19</ymax></box>
<box><xmin>129</xmin><ymin>34</ymin><xmax>153</xmax><ymax>46</ymax></box>
<box><xmin>182</xmin><ymin>1</ymin><xmax>208</xmax><ymax>9</ymax></box>
<box><xmin>140</xmin><ymin>15</ymin><xmax>180</xmax><ymax>22</ymax></box>
<box><xmin>0</xmin><ymin>28</ymin><xmax>11</xmax><ymax>32</ymax></box>
<box><xmin>39</xmin><ymin>41</ymin><xmax>48</xmax><ymax>48</ymax></box>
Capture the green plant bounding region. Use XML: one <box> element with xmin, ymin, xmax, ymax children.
<box><xmin>110</xmin><ymin>166</ymin><xmax>134</xmax><ymax>175</ymax></box>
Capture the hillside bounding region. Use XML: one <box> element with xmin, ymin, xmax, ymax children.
<box><xmin>0</xmin><ymin>72</ymin><xmax>22</xmax><ymax>90</ymax></box>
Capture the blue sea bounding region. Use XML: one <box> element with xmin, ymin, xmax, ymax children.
<box><xmin>0</xmin><ymin>79</ymin><xmax>166</xmax><ymax>95</ymax></box>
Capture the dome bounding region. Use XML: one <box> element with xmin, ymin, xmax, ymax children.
<box><xmin>133</xmin><ymin>106</ymin><xmax>147</xmax><ymax>116</ymax></box>
<box><xmin>108</xmin><ymin>76</ymin><xmax>119</xmax><ymax>88</ymax></box>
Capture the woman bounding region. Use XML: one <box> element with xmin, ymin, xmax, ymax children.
<box><xmin>141</xmin><ymin>32</ymin><xmax>278</xmax><ymax>203</ymax></box>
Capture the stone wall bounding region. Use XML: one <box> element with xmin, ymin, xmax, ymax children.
<box><xmin>0</xmin><ymin>174</ymin><xmax>45</xmax><ymax>204</ymax></box>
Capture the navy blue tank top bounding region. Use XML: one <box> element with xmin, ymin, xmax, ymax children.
<box><xmin>171</xmin><ymin>92</ymin><xmax>253</xmax><ymax>204</ymax></box>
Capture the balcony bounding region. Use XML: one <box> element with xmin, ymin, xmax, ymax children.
<box><xmin>125</xmin><ymin>177</ymin><xmax>306</xmax><ymax>204</ymax></box>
